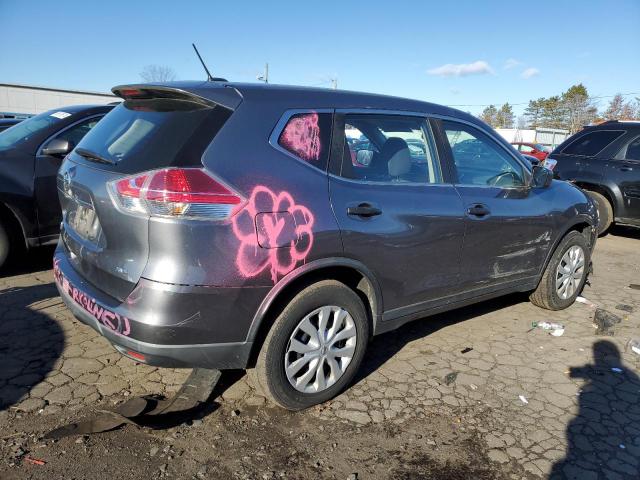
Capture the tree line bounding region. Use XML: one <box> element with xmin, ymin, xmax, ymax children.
<box><xmin>479</xmin><ymin>84</ymin><xmax>640</xmax><ymax>133</ymax></box>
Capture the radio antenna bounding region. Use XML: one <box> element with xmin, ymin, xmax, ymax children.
<box><xmin>192</xmin><ymin>43</ymin><xmax>227</xmax><ymax>82</ymax></box>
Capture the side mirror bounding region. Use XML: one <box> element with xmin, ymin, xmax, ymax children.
<box><xmin>530</xmin><ymin>165</ymin><xmax>553</xmax><ymax>188</ymax></box>
<box><xmin>42</xmin><ymin>138</ymin><xmax>71</xmax><ymax>157</ymax></box>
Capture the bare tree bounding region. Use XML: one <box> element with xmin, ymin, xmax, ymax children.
<box><xmin>140</xmin><ymin>65</ymin><xmax>177</xmax><ymax>83</ymax></box>
<box><xmin>604</xmin><ymin>94</ymin><xmax>625</xmax><ymax>120</ymax></box>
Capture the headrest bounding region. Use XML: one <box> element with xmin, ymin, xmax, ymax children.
<box><xmin>385</xmin><ymin>137</ymin><xmax>411</xmax><ymax>177</ymax></box>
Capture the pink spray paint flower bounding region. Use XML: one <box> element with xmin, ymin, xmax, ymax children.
<box><xmin>232</xmin><ymin>186</ymin><xmax>314</xmax><ymax>284</ymax></box>
<box><xmin>278</xmin><ymin>112</ymin><xmax>322</xmax><ymax>162</ymax></box>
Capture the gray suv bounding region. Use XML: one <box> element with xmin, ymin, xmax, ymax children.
<box><xmin>54</xmin><ymin>82</ymin><xmax>597</xmax><ymax>410</ymax></box>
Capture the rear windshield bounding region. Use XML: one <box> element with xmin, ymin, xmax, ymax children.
<box><xmin>71</xmin><ymin>99</ymin><xmax>232</xmax><ymax>173</ymax></box>
<box><xmin>0</xmin><ymin>110</ymin><xmax>70</xmax><ymax>150</ymax></box>
<box><xmin>561</xmin><ymin>130</ymin><xmax>625</xmax><ymax>157</ymax></box>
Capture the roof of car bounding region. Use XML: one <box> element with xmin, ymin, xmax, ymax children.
<box><xmin>113</xmin><ymin>80</ymin><xmax>481</xmax><ymax>126</ymax></box>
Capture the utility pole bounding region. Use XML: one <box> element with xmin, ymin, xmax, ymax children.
<box><xmin>257</xmin><ymin>63</ymin><xmax>269</xmax><ymax>83</ymax></box>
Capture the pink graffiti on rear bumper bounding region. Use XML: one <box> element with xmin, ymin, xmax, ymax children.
<box><xmin>53</xmin><ymin>258</ymin><xmax>131</xmax><ymax>336</ymax></box>
<box><xmin>232</xmin><ymin>186</ymin><xmax>314</xmax><ymax>284</ymax></box>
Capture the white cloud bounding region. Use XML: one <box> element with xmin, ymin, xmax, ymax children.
<box><xmin>427</xmin><ymin>60</ymin><xmax>494</xmax><ymax>77</ymax></box>
<box><xmin>503</xmin><ymin>58</ymin><xmax>522</xmax><ymax>69</ymax></box>
<box><xmin>449</xmin><ymin>87</ymin><xmax>461</xmax><ymax>95</ymax></box>
<box><xmin>521</xmin><ymin>67</ymin><xmax>540</xmax><ymax>79</ymax></box>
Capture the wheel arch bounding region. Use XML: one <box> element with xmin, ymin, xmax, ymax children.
<box><xmin>245</xmin><ymin>258</ymin><xmax>382</xmax><ymax>367</ymax></box>
<box><xmin>538</xmin><ymin>220</ymin><xmax>594</xmax><ymax>284</ymax></box>
<box><xmin>0</xmin><ymin>201</ymin><xmax>28</xmax><ymax>250</ymax></box>
<box><xmin>573</xmin><ymin>181</ymin><xmax>618</xmax><ymax>217</ymax></box>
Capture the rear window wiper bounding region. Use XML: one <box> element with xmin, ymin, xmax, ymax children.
<box><xmin>75</xmin><ymin>147</ymin><xmax>116</xmax><ymax>165</ymax></box>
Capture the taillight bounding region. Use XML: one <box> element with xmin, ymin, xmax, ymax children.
<box><xmin>108</xmin><ymin>168</ymin><xmax>244</xmax><ymax>220</ymax></box>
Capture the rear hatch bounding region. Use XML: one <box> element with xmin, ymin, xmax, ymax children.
<box><xmin>58</xmin><ymin>85</ymin><xmax>238</xmax><ymax>301</ymax></box>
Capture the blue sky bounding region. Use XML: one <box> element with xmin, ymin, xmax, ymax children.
<box><xmin>1</xmin><ymin>0</ymin><xmax>639</xmax><ymax>116</ymax></box>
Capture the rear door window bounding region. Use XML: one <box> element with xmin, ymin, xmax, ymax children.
<box><xmin>618</xmin><ymin>135</ymin><xmax>640</xmax><ymax>160</ymax></box>
<box><xmin>276</xmin><ymin>112</ymin><xmax>332</xmax><ymax>170</ymax></box>
<box><xmin>561</xmin><ymin>130</ymin><xmax>625</xmax><ymax>156</ymax></box>
<box><xmin>338</xmin><ymin>114</ymin><xmax>442</xmax><ymax>184</ymax></box>
<box><xmin>71</xmin><ymin>99</ymin><xmax>232</xmax><ymax>173</ymax></box>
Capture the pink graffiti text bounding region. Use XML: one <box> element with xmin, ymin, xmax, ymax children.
<box><xmin>279</xmin><ymin>112</ymin><xmax>322</xmax><ymax>162</ymax></box>
<box><xmin>53</xmin><ymin>258</ymin><xmax>131</xmax><ymax>336</ymax></box>
<box><xmin>232</xmin><ymin>186</ymin><xmax>314</xmax><ymax>283</ymax></box>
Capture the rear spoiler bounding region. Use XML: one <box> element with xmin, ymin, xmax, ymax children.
<box><xmin>111</xmin><ymin>83</ymin><xmax>242</xmax><ymax>110</ymax></box>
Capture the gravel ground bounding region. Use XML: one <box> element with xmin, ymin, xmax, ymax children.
<box><xmin>1</xmin><ymin>226</ymin><xmax>639</xmax><ymax>479</ymax></box>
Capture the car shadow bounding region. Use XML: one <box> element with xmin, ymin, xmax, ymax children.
<box><xmin>550</xmin><ymin>340</ymin><xmax>640</xmax><ymax>479</ymax></box>
<box><xmin>0</xmin><ymin>245</ymin><xmax>56</xmax><ymax>278</ymax></box>
<box><xmin>607</xmin><ymin>224</ymin><xmax>640</xmax><ymax>240</ymax></box>
<box><xmin>0</xmin><ymin>282</ymin><xmax>65</xmax><ymax>412</ymax></box>
<box><xmin>354</xmin><ymin>292</ymin><xmax>526</xmax><ymax>384</ymax></box>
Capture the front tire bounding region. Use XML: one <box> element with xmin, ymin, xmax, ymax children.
<box><xmin>585</xmin><ymin>190</ymin><xmax>613</xmax><ymax>235</ymax></box>
<box><xmin>255</xmin><ymin>280</ymin><xmax>369</xmax><ymax>410</ymax></box>
<box><xmin>530</xmin><ymin>230</ymin><xmax>591</xmax><ymax>310</ymax></box>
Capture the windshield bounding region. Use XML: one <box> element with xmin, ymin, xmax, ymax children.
<box><xmin>0</xmin><ymin>110</ymin><xmax>71</xmax><ymax>150</ymax></box>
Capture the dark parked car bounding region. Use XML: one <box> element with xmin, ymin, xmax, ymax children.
<box><xmin>0</xmin><ymin>118</ymin><xmax>23</xmax><ymax>132</ymax></box>
<box><xmin>549</xmin><ymin>120</ymin><xmax>640</xmax><ymax>234</ymax></box>
<box><xmin>54</xmin><ymin>82</ymin><xmax>597</xmax><ymax>410</ymax></box>
<box><xmin>0</xmin><ymin>105</ymin><xmax>112</xmax><ymax>268</ymax></box>
<box><xmin>511</xmin><ymin>142</ymin><xmax>549</xmax><ymax>161</ymax></box>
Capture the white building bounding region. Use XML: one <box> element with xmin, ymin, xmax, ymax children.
<box><xmin>495</xmin><ymin>127</ymin><xmax>570</xmax><ymax>149</ymax></box>
<box><xmin>0</xmin><ymin>83</ymin><xmax>117</xmax><ymax>117</ymax></box>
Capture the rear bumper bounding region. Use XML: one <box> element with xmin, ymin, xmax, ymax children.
<box><xmin>53</xmin><ymin>248</ymin><xmax>264</xmax><ymax>369</ymax></box>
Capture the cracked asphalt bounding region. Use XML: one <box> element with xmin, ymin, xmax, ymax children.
<box><xmin>1</xmin><ymin>226</ymin><xmax>639</xmax><ymax>479</ymax></box>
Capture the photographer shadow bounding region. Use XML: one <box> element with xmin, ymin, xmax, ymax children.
<box><xmin>551</xmin><ymin>340</ymin><xmax>640</xmax><ymax>479</ymax></box>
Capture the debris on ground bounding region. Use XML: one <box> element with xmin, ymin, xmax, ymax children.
<box><xmin>443</xmin><ymin>372</ymin><xmax>458</xmax><ymax>385</ymax></box>
<box><xmin>518</xmin><ymin>395</ymin><xmax>529</xmax><ymax>405</ymax></box>
<box><xmin>460</xmin><ymin>347</ymin><xmax>473</xmax><ymax>354</ymax></box>
<box><xmin>531</xmin><ymin>321</ymin><xmax>565</xmax><ymax>336</ymax></box>
<box><xmin>576</xmin><ymin>296</ymin><xmax>597</xmax><ymax>308</ymax></box>
<box><xmin>44</xmin><ymin>369</ymin><xmax>221</xmax><ymax>439</ymax></box>
<box><xmin>24</xmin><ymin>456</ymin><xmax>46</xmax><ymax>466</ymax></box>
<box><xmin>626</xmin><ymin>339</ymin><xmax>640</xmax><ymax>355</ymax></box>
<box><xmin>629</xmin><ymin>284</ymin><xmax>640</xmax><ymax>290</ymax></box>
<box><xmin>615</xmin><ymin>304</ymin><xmax>634</xmax><ymax>313</ymax></box>
<box><xmin>593</xmin><ymin>308</ymin><xmax>622</xmax><ymax>336</ymax></box>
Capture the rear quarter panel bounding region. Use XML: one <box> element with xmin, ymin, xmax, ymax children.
<box><xmin>143</xmin><ymin>100</ymin><xmax>343</xmax><ymax>288</ymax></box>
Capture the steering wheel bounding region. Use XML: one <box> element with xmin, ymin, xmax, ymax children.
<box><xmin>486</xmin><ymin>171</ymin><xmax>519</xmax><ymax>187</ymax></box>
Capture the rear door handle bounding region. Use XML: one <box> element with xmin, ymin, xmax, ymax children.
<box><xmin>347</xmin><ymin>203</ymin><xmax>382</xmax><ymax>217</ymax></box>
<box><xmin>620</xmin><ymin>165</ymin><xmax>633</xmax><ymax>172</ymax></box>
<box><xmin>466</xmin><ymin>204</ymin><xmax>490</xmax><ymax>217</ymax></box>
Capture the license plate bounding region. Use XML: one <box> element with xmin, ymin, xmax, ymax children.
<box><xmin>67</xmin><ymin>201</ymin><xmax>101</xmax><ymax>242</ymax></box>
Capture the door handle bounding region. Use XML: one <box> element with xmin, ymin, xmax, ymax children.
<box><xmin>620</xmin><ymin>165</ymin><xmax>633</xmax><ymax>172</ymax></box>
<box><xmin>347</xmin><ymin>203</ymin><xmax>382</xmax><ymax>217</ymax></box>
<box><xmin>466</xmin><ymin>204</ymin><xmax>490</xmax><ymax>217</ymax></box>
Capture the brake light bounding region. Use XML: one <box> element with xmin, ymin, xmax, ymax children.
<box><xmin>108</xmin><ymin>168</ymin><xmax>244</xmax><ymax>220</ymax></box>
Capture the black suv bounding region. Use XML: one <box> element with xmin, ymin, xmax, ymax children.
<box><xmin>0</xmin><ymin>105</ymin><xmax>112</xmax><ymax>268</ymax></box>
<box><xmin>54</xmin><ymin>82</ymin><xmax>597</xmax><ymax>410</ymax></box>
<box><xmin>550</xmin><ymin>120</ymin><xmax>640</xmax><ymax>234</ymax></box>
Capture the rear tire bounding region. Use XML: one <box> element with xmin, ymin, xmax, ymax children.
<box><xmin>0</xmin><ymin>221</ymin><xmax>9</xmax><ymax>270</ymax></box>
<box><xmin>255</xmin><ymin>280</ymin><xmax>369</xmax><ymax>411</ymax></box>
<box><xmin>585</xmin><ymin>190</ymin><xmax>613</xmax><ymax>235</ymax></box>
<box><xmin>530</xmin><ymin>231</ymin><xmax>590</xmax><ymax>310</ymax></box>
